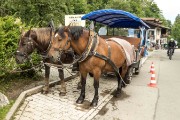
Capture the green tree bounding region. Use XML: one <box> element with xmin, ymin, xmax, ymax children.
<box><xmin>0</xmin><ymin>16</ymin><xmax>22</xmax><ymax>76</ymax></box>
<box><xmin>171</xmin><ymin>14</ymin><xmax>180</xmax><ymax>46</ymax></box>
<box><xmin>1</xmin><ymin>0</ymin><xmax>168</xmax><ymax>27</ymax></box>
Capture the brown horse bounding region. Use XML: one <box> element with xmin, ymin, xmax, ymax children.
<box><xmin>48</xmin><ymin>25</ymin><xmax>134</xmax><ymax>106</ymax></box>
<box><xmin>15</xmin><ymin>27</ymin><xmax>74</xmax><ymax>95</ymax></box>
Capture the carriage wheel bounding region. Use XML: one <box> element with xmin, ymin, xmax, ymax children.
<box><xmin>135</xmin><ymin>68</ymin><xmax>139</xmax><ymax>75</ymax></box>
<box><xmin>169</xmin><ymin>54</ymin><xmax>172</xmax><ymax>60</ymax></box>
<box><xmin>124</xmin><ymin>67</ymin><xmax>133</xmax><ymax>84</ymax></box>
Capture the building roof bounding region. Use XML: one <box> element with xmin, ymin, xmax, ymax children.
<box><xmin>141</xmin><ymin>18</ymin><xmax>170</xmax><ymax>29</ymax></box>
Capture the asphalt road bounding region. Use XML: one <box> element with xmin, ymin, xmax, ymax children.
<box><xmin>93</xmin><ymin>49</ymin><xmax>180</xmax><ymax>120</ymax></box>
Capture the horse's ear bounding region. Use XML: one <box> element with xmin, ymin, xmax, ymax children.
<box><xmin>28</xmin><ymin>27</ymin><xmax>32</xmax><ymax>36</ymax></box>
<box><xmin>29</xmin><ymin>26</ymin><xmax>32</xmax><ymax>31</ymax></box>
<box><xmin>64</xmin><ymin>23</ymin><xmax>71</xmax><ymax>32</ymax></box>
<box><xmin>20</xmin><ymin>27</ymin><xmax>25</xmax><ymax>37</ymax></box>
<box><xmin>48</xmin><ymin>19</ymin><xmax>55</xmax><ymax>31</ymax></box>
<box><xmin>67</xmin><ymin>23</ymin><xmax>71</xmax><ymax>28</ymax></box>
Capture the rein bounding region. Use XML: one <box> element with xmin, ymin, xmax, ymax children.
<box><xmin>0</xmin><ymin>56</ymin><xmax>44</xmax><ymax>75</ymax></box>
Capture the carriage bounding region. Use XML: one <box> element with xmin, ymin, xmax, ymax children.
<box><xmin>15</xmin><ymin>8</ymin><xmax>150</xmax><ymax>107</ymax></box>
<box><xmin>81</xmin><ymin>9</ymin><xmax>150</xmax><ymax>82</ymax></box>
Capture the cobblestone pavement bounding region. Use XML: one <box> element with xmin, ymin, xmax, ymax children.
<box><xmin>14</xmin><ymin>69</ymin><xmax>117</xmax><ymax>120</ymax></box>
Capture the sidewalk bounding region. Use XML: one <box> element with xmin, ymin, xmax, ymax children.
<box><xmin>13</xmin><ymin>74</ymin><xmax>117</xmax><ymax>120</ymax></box>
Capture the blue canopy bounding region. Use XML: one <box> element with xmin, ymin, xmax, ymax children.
<box><xmin>82</xmin><ymin>9</ymin><xmax>150</xmax><ymax>29</ymax></box>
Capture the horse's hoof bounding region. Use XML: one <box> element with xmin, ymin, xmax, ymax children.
<box><xmin>41</xmin><ymin>90</ymin><xmax>49</xmax><ymax>94</ymax></box>
<box><xmin>122</xmin><ymin>82</ymin><xmax>126</xmax><ymax>88</ymax></box>
<box><xmin>76</xmin><ymin>98</ymin><xmax>84</xmax><ymax>104</ymax></box>
<box><xmin>90</xmin><ymin>101</ymin><xmax>98</xmax><ymax>107</ymax></box>
<box><xmin>59</xmin><ymin>92</ymin><xmax>66</xmax><ymax>96</ymax></box>
<box><xmin>42</xmin><ymin>86</ymin><xmax>49</xmax><ymax>94</ymax></box>
<box><xmin>77</xmin><ymin>85</ymin><xmax>82</xmax><ymax>90</ymax></box>
<box><xmin>113</xmin><ymin>91</ymin><xmax>121</xmax><ymax>98</ymax></box>
<box><xmin>89</xmin><ymin>73</ymin><xmax>93</xmax><ymax>77</ymax></box>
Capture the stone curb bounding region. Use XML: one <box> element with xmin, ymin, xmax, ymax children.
<box><xmin>5</xmin><ymin>73</ymin><xmax>79</xmax><ymax>120</ymax></box>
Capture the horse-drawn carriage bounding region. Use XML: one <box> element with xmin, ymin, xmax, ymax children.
<box><xmin>15</xmin><ymin>9</ymin><xmax>150</xmax><ymax>107</ymax></box>
<box><xmin>47</xmin><ymin>9</ymin><xmax>150</xmax><ymax>106</ymax></box>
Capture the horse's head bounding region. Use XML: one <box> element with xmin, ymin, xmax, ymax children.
<box><xmin>15</xmin><ymin>29</ymin><xmax>37</xmax><ymax>64</ymax></box>
<box><xmin>48</xmin><ymin>26</ymin><xmax>73</xmax><ymax>63</ymax></box>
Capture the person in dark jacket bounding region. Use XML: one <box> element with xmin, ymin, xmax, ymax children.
<box><xmin>167</xmin><ymin>38</ymin><xmax>176</xmax><ymax>55</ymax></box>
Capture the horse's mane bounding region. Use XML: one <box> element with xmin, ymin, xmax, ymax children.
<box><xmin>22</xmin><ymin>28</ymin><xmax>52</xmax><ymax>46</ymax></box>
<box><xmin>32</xmin><ymin>28</ymin><xmax>52</xmax><ymax>43</ymax></box>
<box><xmin>57</xmin><ymin>26</ymin><xmax>84</xmax><ymax>41</ymax></box>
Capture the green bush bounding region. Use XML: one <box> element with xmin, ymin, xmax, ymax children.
<box><xmin>0</xmin><ymin>16</ymin><xmax>41</xmax><ymax>78</ymax></box>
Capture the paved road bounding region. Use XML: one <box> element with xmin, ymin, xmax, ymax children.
<box><xmin>13</xmin><ymin>49</ymin><xmax>180</xmax><ymax>120</ymax></box>
<box><xmin>94</xmin><ymin>49</ymin><xmax>180</xmax><ymax>120</ymax></box>
<box><xmin>155</xmin><ymin>49</ymin><xmax>180</xmax><ymax>120</ymax></box>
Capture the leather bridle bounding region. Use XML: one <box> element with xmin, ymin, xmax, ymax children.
<box><xmin>15</xmin><ymin>28</ymin><xmax>53</xmax><ymax>60</ymax></box>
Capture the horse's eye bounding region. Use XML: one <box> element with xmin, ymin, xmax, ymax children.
<box><xmin>22</xmin><ymin>43</ymin><xmax>26</xmax><ymax>46</ymax></box>
<box><xmin>58</xmin><ymin>38</ymin><xmax>62</xmax><ymax>41</ymax></box>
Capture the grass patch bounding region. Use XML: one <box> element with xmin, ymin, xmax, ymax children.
<box><xmin>0</xmin><ymin>72</ymin><xmax>44</xmax><ymax>100</ymax></box>
<box><xmin>0</xmin><ymin>72</ymin><xmax>43</xmax><ymax>119</ymax></box>
<box><xmin>0</xmin><ymin>101</ymin><xmax>14</xmax><ymax>120</ymax></box>
<box><xmin>0</xmin><ymin>71</ymin><xmax>44</xmax><ymax>120</ymax></box>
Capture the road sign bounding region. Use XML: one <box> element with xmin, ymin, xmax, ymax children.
<box><xmin>65</xmin><ymin>14</ymin><xmax>85</xmax><ymax>27</ymax></box>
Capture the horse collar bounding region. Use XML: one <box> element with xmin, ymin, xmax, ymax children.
<box><xmin>78</xmin><ymin>30</ymin><xmax>99</xmax><ymax>63</ymax></box>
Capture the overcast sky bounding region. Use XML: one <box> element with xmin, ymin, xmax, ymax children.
<box><xmin>154</xmin><ymin>0</ymin><xmax>180</xmax><ymax>24</ymax></box>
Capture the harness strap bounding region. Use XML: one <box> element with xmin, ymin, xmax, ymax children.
<box><xmin>78</xmin><ymin>30</ymin><xmax>99</xmax><ymax>63</ymax></box>
<box><xmin>106</xmin><ymin>41</ymin><xmax>111</xmax><ymax>59</ymax></box>
<box><xmin>91</xmin><ymin>51</ymin><xmax>123</xmax><ymax>81</ymax></box>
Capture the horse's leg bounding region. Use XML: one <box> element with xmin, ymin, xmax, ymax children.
<box><xmin>76</xmin><ymin>71</ymin><xmax>87</xmax><ymax>104</ymax></box>
<box><xmin>77</xmin><ymin>72</ymin><xmax>82</xmax><ymax>89</ymax></box>
<box><xmin>58</xmin><ymin>69</ymin><xmax>66</xmax><ymax>96</ymax></box>
<box><xmin>119</xmin><ymin>67</ymin><xmax>125</xmax><ymax>87</ymax></box>
<box><xmin>77</xmin><ymin>72</ymin><xmax>93</xmax><ymax>90</ymax></box>
<box><xmin>90</xmin><ymin>69</ymin><xmax>101</xmax><ymax>106</ymax></box>
<box><xmin>114</xmin><ymin>74</ymin><xmax>122</xmax><ymax>97</ymax></box>
<box><xmin>121</xmin><ymin>63</ymin><xmax>129</xmax><ymax>86</ymax></box>
<box><xmin>42</xmin><ymin>64</ymin><xmax>50</xmax><ymax>94</ymax></box>
<box><xmin>114</xmin><ymin>63</ymin><xmax>128</xmax><ymax>97</ymax></box>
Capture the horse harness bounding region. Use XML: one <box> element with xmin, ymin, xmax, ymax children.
<box><xmin>66</xmin><ymin>28</ymin><xmax>122</xmax><ymax>81</ymax></box>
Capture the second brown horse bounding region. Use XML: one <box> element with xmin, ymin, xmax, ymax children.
<box><xmin>48</xmin><ymin>25</ymin><xmax>134</xmax><ymax>106</ymax></box>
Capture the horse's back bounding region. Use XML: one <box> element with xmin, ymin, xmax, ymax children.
<box><xmin>100</xmin><ymin>35</ymin><xmax>140</xmax><ymax>49</ymax></box>
<box><xmin>107</xmin><ymin>37</ymin><xmax>135</xmax><ymax>66</ymax></box>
